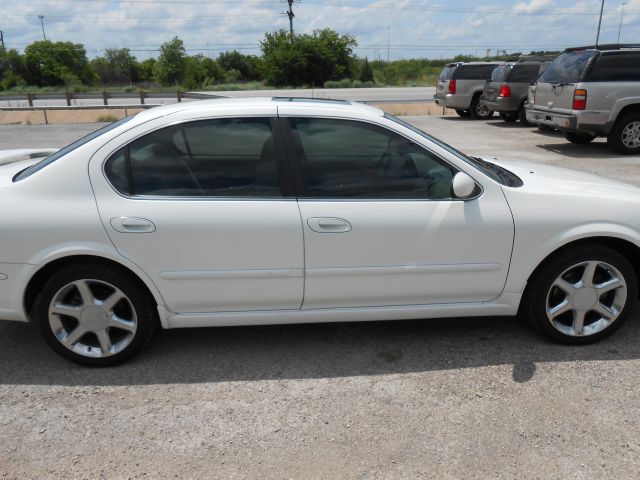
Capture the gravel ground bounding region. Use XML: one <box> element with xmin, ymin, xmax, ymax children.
<box><xmin>1</xmin><ymin>116</ymin><xmax>640</xmax><ymax>479</ymax></box>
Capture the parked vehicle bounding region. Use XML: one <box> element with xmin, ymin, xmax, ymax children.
<box><xmin>526</xmin><ymin>44</ymin><xmax>640</xmax><ymax>154</ymax></box>
<box><xmin>434</xmin><ymin>62</ymin><xmax>462</xmax><ymax>108</ymax></box>
<box><xmin>2</xmin><ymin>97</ymin><xmax>640</xmax><ymax>365</ymax></box>
<box><xmin>480</xmin><ymin>58</ymin><xmax>552</xmax><ymax>125</ymax></box>
<box><xmin>435</xmin><ymin>62</ymin><xmax>501</xmax><ymax>119</ymax></box>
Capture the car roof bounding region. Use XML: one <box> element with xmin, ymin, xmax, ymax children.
<box><xmin>132</xmin><ymin>96</ymin><xmax>384</xmax><ymax>124</ymax></box>
<box><xmin>565</xmin><ymin>44</ymin><xmax>640</xmax><ymax>53</ymax></box>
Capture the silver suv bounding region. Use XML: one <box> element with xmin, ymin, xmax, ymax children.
<box><xmin>480</xmin><ymin>58</ymin><xmax>551</xmax><ymax>125</ymax></box>
<box><xmin>434</xmin><ymin>62</ymin><xmax>501</xmax><ymax>119</ymax></box>
<box><xmin>526</xmin><ymin>45</ymin><xmax>640</xmax><ymax>154</ymax></box>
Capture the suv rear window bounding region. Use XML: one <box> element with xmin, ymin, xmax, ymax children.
<box><xmin>452</xmin><ymin>64</ymin><xmax>498</xmax><ymax>80</ymax></box>
<box><xmin>438</xmin><ymin>65</ymin><xmax>458</xmax><ymax>81</ymax></box>
<box><xmin>508</xmin><ymin>65</ymin><xmax>541</xmax><ymax>83</ymax></box>
<box><xmin>586</xmin><ymin>52</ymin><xmax>640</xmax><ymax>81</ymax></box>
<box><xmin>491</xmin><ymin>65</ymin><xmax>511</xmax><ymax>82</ymax></box>
<box><xmin>538</xmin><ymin>51</ymin><xmax>596</xmax><ymax>84</ymax></box>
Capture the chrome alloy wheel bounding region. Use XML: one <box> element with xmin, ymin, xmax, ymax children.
<box><xmin>621</xmin><ymin>121</ymin><xmax>640</xmax><ymax>149</ymax></box>
<box><xmin>476</xmin><ymin>103</ymin><xmax>491</xmax><ymax>118</ymax></box>
<box><xmin>546</xmin><ymin>260</ymin><xmax>627</xmax><ymax>337</ymax></box>
<box><xmin>48</xmin><ymin>279</ymin><xmax>138</xmax><ymax>358</ymax></box>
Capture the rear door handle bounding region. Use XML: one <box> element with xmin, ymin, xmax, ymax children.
<box><xmin>110</xmin><ymin>217</ymin><xmax>156</xmax><ymax>233</ymax></box>
<box><xmin>307</xmin><ymin>217</ymin><xmax>352</xmax><ymax>233</ymax></box>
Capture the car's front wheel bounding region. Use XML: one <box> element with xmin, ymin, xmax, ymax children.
<box><xmin>608</xmin><ymin>112</ymin><xmax>640</xmax><ymax>155</ymax></box>
<box><xmin>455</xmin><ymin>109</ymin><xmax>469</xmax><ymax>118</ymax></box>
<box><xmin>524</xmin><ymin>245</ymin><xmax>637</xmax><ymax>344</ymax></box>
<box><xmin>564</xmin><ymin>131</ymin><xmax>597</xmax><ymax>144</ymax></box>
<box><xmin>34</xmin><ymin>263</ymin><xmax>157</xmax><ymax>366</ymax></box>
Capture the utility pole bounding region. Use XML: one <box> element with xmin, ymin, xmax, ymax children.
<box><xmin>286</xmin><ymin>0</ymin><xmax>295</xmax><ymax>35</ymax></box>
<box><xmin>38</xmin><ymin>15</ymin><xmax>47</xmax><ymax>41</ymax></box>
<box><xmin>595</xmin><ymin>0</ymin><xmax>605</xmax><ymax>47</ymax></box>
<box><xmin>387</xmin><ymin>27</ymin><xmax>390</xmax><ymax>61</ymax></box>
<box><xmin>0</xmin><ymin>31</ymin><xmax>4</xmax><ymax>50</ymax></box>
<box><xmin>617</xmin><ymin>2</ymin><xmax>626</xmax><ymax>44</ymax></box>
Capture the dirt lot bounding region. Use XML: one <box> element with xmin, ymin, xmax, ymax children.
<box><xmin>1</xmin><ymin>115</ymin><xmax>640</xmax><ymax>479</ymax></box>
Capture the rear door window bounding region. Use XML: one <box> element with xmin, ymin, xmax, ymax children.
<box><xmin>586</xmin><ymin>52</ymin><xmax>640</xmax><ymax>81</ymax></box>
<box><xmin>538</xmin><ymin>51</ymin><xmax>596</xmax><ymax>83</ymax></box>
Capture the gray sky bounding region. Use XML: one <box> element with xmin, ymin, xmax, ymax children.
<box><xmin>2</xmin><ymin>0</ymin><xmax>639</xmax><ymax>60</ymax></box>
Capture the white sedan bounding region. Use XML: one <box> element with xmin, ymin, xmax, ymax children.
<box><xmin>1</xmin><ymin>98</ymin><xmax>638</xmax><ymax>365</ymax></box>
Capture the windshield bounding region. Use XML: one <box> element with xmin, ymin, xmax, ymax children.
<box><xmin>438</xmin><ymin>65</ymin><xmax>457</xmax><ymax>81</ymax></box>
<box><xmin>383</xmin><ymin>113</ymin><xmax>522</xmax><ymax>187</ymax></box>
<box><xmin>14</xmin><ymin>115</ymin><xmax>136</xmax><ymax>182</ymax></box>
<box><xmin>538</xmin><ymin>51</ymin><xmax>596</xmax><ymax>84</ymax></box>
<box><xmin>491</xmin><ymin>65</ymin><xmax>511</xmax><ymax>82</ymax></box>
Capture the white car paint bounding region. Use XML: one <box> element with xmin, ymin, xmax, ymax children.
<box><xmin>0</xmin><ymin>97</ymin><xmax>639</xmax><ymax>333</ymax></box>
<box><xmin>0</xmin><ymin>148</ymin><xmax>58</xmax><ymax>166</ymax></box>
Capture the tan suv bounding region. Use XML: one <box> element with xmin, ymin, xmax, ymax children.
<box><xmin>526</xmin><ymin>44</ymin><xmax>640</xmax><ymax>154</ymax></box>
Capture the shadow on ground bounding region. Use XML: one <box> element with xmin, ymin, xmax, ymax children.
<box><xmin>2</xmin><ymin>310</ymin><xmax>638</xmax><ymax>386</ymax></box>
<box><xmin>536</xmin><ymin>140</ymin><xmax>614</xmax><ymax>159</ymax></box>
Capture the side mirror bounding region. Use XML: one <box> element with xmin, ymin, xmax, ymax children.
<box><xmin>452</xmin><ymin>172</ymin><xmax>477</xmax><ymax>199</ymax></box>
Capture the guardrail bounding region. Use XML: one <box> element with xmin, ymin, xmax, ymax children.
<box><xmin>0</xmin><ymin>91</ymin><xmax>220</xmax><ymax>107</ymax></box>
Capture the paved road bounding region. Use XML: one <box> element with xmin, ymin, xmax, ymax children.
<box><xmin>1</xmin><ymin>115</ymin><xmax>639</xmax><ymax>478</ymax></box>
<box><xmin>0</xmin><ymin>87</ymin><xmax>436</xmax><ymax>108</ymax></box>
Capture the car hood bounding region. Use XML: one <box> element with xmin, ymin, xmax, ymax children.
<box><xmin>490</xmin><ymin>159</ymin><xmax>640</xmax><ymax>197</ymax></box>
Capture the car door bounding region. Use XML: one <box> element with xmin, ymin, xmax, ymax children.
<box><xmin>279</xmin><ymin>113</ymin><xmax>514</xmax><ymax>309</ymax></box>
<box><xmin>89</xmin><ymin>111</ymin><xmax>304</xmax><ymax>314</ymax></box>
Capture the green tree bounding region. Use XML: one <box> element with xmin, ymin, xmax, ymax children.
<box><xmin>183</xmin><ymin>54</ymin><xmax>223</xmax><ymax>89</ymax></box>
<box><xmin>23</xmin><ymin>40</ymin><xmax>94</xmax><ymax>86</ymax></box>
<box><xmin>359</xmin><ymin>58</ymin><xmax>374</xmax><ymax>83</ymax></box>
<box><xmin>217</xmin><ymin>50</ymin><xmax>263</xmax><ymax>81</ymax></box>
<box><xmin>154</xmin><ymin>37</ymin><xmax>187</xmax><ymax>86</ymax></box>
<box><xmin>91</xmin><ymin>48</ymin><xmax>139</xmax><ymax>85</ymax></box>
<box><xmin>261</xmin><ymin>28</ymin><xmax>357</xmax><ymax>86</ymax></box>
<box><xmin>0</xmin><ymin>48</ymin><xmax>27</xmax><ymax>89</ymax></box>
<box><xmin>137</xmin><ymin>58</ymin><xmax>157</xmax><ymax>83</ymax></box>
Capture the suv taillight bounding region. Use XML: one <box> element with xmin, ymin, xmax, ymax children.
<box><xmin>573</xmin><ymin>89</ymin><xmax>587</xmax><ymax>110</ymax></box>
<box><xmin>499</xmin><ymin>85</ymin><xmax>511</xmax><ymax>97</ymax></box>
<box><xmin>448</xmin><ymin>79</ymin><xmax>456</xmax><ymax>94</ymax></box>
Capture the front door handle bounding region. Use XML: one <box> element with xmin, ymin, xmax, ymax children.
<box><xmin>110</xmin><ymin>217</ymin><xmax>156</xmax><ymax>233</ymax></box>
<box><xmin>307</xmin><ymin>217</ymin><xmax>352</xmax><ymax>233</ymax></box>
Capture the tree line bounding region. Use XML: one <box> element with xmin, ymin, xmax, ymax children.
<box><xmin>0</xmin><ymin>28</ymin><xmax>534</xmax><ymax>92</ymax></box>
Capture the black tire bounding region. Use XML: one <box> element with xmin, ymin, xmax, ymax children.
<box><xmin>524</xmin><ymin>245</ymin><xmax>637</xmax><ymax>345</ymax></box>
<box><xmin>563</xmin><ymin>131</ymin><xmax>597</xmax><ymax>144</ymax></box>
<box><xmin>607</xmin><ymin>112</ymin><xmax>640</xmax><ymax>155</ymax></box>
<box><xmin>469</xmin><ymin>95</ymin><xmax>493</xmax><ymax>120</ymax></box>
<box><xmin>33</xmin><ymin>263</ymin><xmax>158</xmax><ymax>366</ymax></box>
<box><xmin>455</xmin><ymin>109</ymin><xmax>469</xmax><ymax>118</ymax></box>
<box><xmin>499</xmin><ymin>112</ymin><xmax>518</xmax><ymax>123</ymax></box>
<box><xmin>518</xmin><ymin>104</ymin><xmax>532</xmax><ymax>126</ymax></box>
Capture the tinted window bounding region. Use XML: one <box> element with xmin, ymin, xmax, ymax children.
<box><xmin>15</xmin><ymin>115</ymin><xmax>135</xmax><ymax>181</ymax></box>
<box><xmin>507</xmin><ymin>65</ymin><xmax>541</xmax><ymax>83</ymax></box>
<box><xmin>104</xmin><ymin>118</ymin><xmax>281</xmax><ymax>197</ymax></box>
<box><xmin>288</xmin><ymin>118</ymin><xmax>457</xmax><ymax>199</ymax></box>
<box><xmin>491</xmin><ymin>65</ymin><xmax>511</xmax><ymax>82</ymax></box>
<box><xmin>539</xmin><ymin>51</ymin><xmax>596</xmax><ymax>83</ymax></box>
<box><xmin>438</xmin><ymin>65</ymin><xmax>458</xmax><ymax>81</ymax></box>
<box><xmin>452</xmin><ymin>64</ymin><xmax>498</xmax><ymax>80</ymax></box>
<box><xmin>586</xmin><ymin>52</ymin><xmax>640</xmax><ymax>81</ymax></box>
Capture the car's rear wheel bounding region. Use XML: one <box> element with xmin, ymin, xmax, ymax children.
<box><xmin>608</xmin><ymin>113</ymin><xmax>640</xmax><ymax>155</ymax></box>
<box><xmin>564</xmin><ymin>131</ymin><xmax>597</xmax><ymax>144</ymax></box>
<box><xmin>499</xmin><ymin>112</ymin><xmax>518</xmax><ymax>123</ymax></box>
<box><xmin>455</xmin><ymin>109</ymin><xmax>469</xmax><ymax>118</ymax></box>
<box><xmin>33</xmin><ymin>263</ymin><xmax>157</xmax><ymax>366</ymax></box>
<box><xmin>518</xmin><ymin>104</ymin><xmax>532</xmax><ymax>126</ymax></box>
<box><xmin>469</xmin><ymin>95</ymin><xmax>493</xmax><ymax>120</ymax></box>
<box><xmin>524</xmin><ymin>245</ymin><xmax>637</xmax><ymax>344</ymax></box>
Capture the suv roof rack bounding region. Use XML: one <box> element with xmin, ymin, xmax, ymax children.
<box><xmin>566</xmin><ymin>44</ymin><xmax>640</xmax><ymax>52</ymax></box>
<box><xmin>516</xmin><ymin>55</ymin><xmax>556</xmax><ymax>62</ymax></box>
<box><xmin>272</xmin><ymin>97</ymin><xmax>351</xmax><ymax>105</ymax></box>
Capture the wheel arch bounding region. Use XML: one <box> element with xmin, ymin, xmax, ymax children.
<box><xmin>24</xmin><ymin>254</ymin><xmax>165</xmax><ymax>321</ymax></box>
<box><xmin>520</xmin><ymin>236</ymin><xmax>640</xmax><ymax>311</ymax></box>
<box><xmin>611</xmin><ymin>102</ymin><xmax>640</xmax><ymax>125</ymax></box>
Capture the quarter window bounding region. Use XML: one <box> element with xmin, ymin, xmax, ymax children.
<box><xmin>105</xmin><ymin>118</ymin><xmax>281</xmax><ymax>197</ymax></box>
<box><xmin>586</xmin><ymin>52</ymin><xmax>640</xmax><ymax>82</ymax></box>
<box><xmin>288</xmin><ymin>118</ymin><xmax>457</xmax><ymax>199</ymax></box>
